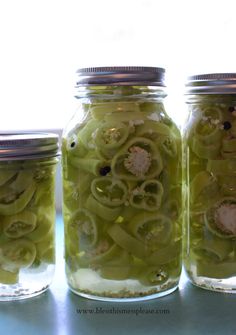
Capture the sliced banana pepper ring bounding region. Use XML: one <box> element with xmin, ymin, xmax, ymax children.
<box><xmin>191</xmin><ymin>137</ymin><xmax>221</xmax><ymax>159</ymax></box>
<box><xmin>3</xmin><ymin>210</ymin><xmax>37</xmax><ymax>238</ymax></box>
<box><xmin>139</xmin><ymin>265</ymin><xmax>169</xmax><ymax>286</ymax></box>
<box><xmin>158</xmin><ymin>135</ymin><xmax>178</xmax><ymax>157</ymax></box>
<box><xmin>146</xmin><ymin>240</ymin><xmax>182</xmax><ymax>265</ymax></box>
<box><xmin>91</xmin><ymin>102</ymin><xmax>141</xmax><ymax>120</ymax></box>
<box><xmin>99</xmin><ymin>249</ymin><xmax>132</xmax><ymax>280</ymax></box>
<box><xmin>204</xmin><ymin>197</ymin><xmax>236</xmax><ymax>238</ymax></box>
<box><xmin>27</xmin><ymin>213</ymin><xmax>53</xmax><ymax>243</ymax></box>
<box><xmin>111</xmin><ymin>137</ymin><xmax>163</xmax><ymax>181</ymax></box>
<box><xmin>91</xmin><ymin>177</ymin><xmax>128</xmax><ymax>207</ymax></box>
<box><xmin>193</xmin><ymin>238</ymin><xmax>232</xmax><ymax>262</ymax></box>
<box><xmin>9</xmin><ymin>170</ymin><xmax>33</xmax><ymax>193</ymax></box>
<box><xmin>0</xmin><ymin>267</ymin><xmax>19</xmax><ymax>285</ymax></box>
<box><xmin>130</xmin><ymin>179</ymin><xmax>163</xmax><ymax>211</ymax></box>
<box><xmin>194</xmin><ymin>106</ymin><xmax>223</xmax><ymax>144</ymax></box>
<box><xmin>221</xmin><ymin>137</ymin><xmax>236</xmax><ymax>158</ymax></box>
<box><xmin>77</xmin><ymin>119</ymin><xmax>100</xmax><ymax>149</ymax></box>
<box><xmin>86</xmin><ymin>195</ymin><xmax>121</xmax><ymax>221</ymax></box>
<box><xmin>135</xmin><ymin>120</ymin><xmax>171</xmax><ymax>139</ymax></box>
<box><xmin>108</xmin><ymin>223</ymin><xmax>148</xmax><ymax>259</ymax></box>
<box><xmin>68</xmin><ymin>208</ymin><xmax>99</xmax><ymax>250</ymax></box>
<box><xmin>190</xmin><ymin>171</ymin><xmax>219</xmax><ymax>213</ymax></box>
<box><xmin>207</xmin><ymin>159</ymin><xmax>236</xmax><ymax>175</ymax></box>
<box><xmin>0</xmin><ymin>238</ymin><xmax>36</xmax><ymax>271</ymax></box>
<box><xmin>0</xmin><ymin>182</ymin><xmax>36</xmax><ymax>216</ymax></box>
<box><xmin>70</xmin><ymin>157</ymin><xmax>107</xmax><ymax>176</ymax></box>
<box><xmin>95</xmin><ymin>121</ymin><xmax>129</xmax><ymax>150</ymax></box>
<box><xmin>196</xmin><ymin>261</ymin><xmax>236</xmax><ymax>279</ymax></box>
<box><xmin>0</xmin><ymin>170</ymin><xmax>16</xmax><ymax>187</ymax></box>
<box><xmin>128</xmin><ymin>213</ymin><xmax>173</xmax><ymax>250</ymax></box>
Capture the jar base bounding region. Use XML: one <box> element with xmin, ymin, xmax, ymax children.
<box><xmin>0</xmin><ymin>264</ymin><xmax>54</xmax><ymax>301</ymax></box>
<box><xmin>0</xmin><ymin>284</ymin><xmax>50</xmax><ymax>301</ymax></box>
<box><xmin>68</xmin><ymin>285</ymin><xmax>178</xmax><ymax>302</ymax></box>
<box><xmin>186</xmin><ymin>271</ymin><xmax>236</xmax><ymax>293</ymax></box>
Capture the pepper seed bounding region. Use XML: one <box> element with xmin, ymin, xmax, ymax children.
<box><xmin>223</xmin><ymin>121</ymin><xmax>232</xmax><ymax>130</ymax></box>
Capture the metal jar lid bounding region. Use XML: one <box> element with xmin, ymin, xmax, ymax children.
<box><xmin>0</xmin><ymin>133</ymin><xmax>59</xmax><ymax>160</ymax></box>
<box><xmin>76</xmin><ymin>66</ymin><xmax>166</xmax><ymax>87</ymax></box>
<box><xmin>186</xmin><ymin>73</ymin><xmax>236</xmax><ymax>94</ymax></box>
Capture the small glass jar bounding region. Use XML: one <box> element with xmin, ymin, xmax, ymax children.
<box><xmin>62</xmin><ymin>67</ymin><xmax>182</xmax><ymax>301</ymax></box>
<box><xmin>184</xmin><ymin>73</ymin><xmax>236</xmax><ymax>293</ymax></box>
<box><xmin>0</xmin><ymin>133</ymin><xmax>59</xmax><ymax>300</ymax></box>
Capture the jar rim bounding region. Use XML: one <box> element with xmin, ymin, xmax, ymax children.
<box><xmin>186</xmin><ymin>73</ymin><xmax>236</xmax><ymax>95</ymax></box>
<box><xmin>0</xmin><ymin>132</ymin><xmax>60</xmax><ymax>161</ymax></box>
<box><xmin>76</xmin><ymin>66</ymin><xmax>166</xmax><ymax>87</ymax></box>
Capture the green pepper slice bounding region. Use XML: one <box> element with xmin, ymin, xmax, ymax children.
<box><xmin>94</xmin><ymin>121</ymin><xmax>129</xmax><ymax>150</ymax></box>
<box><xmin>77</xmin><ymin>119</ymin><xmax>101</xmax><ymax>149</ymax></box>
<box><xmin>191</xmin><ymin>137</ymin><xmax>221</xmax><ymax>159</ymax></box>
<box><xmin>91</xmin><ymin>101</ymin><xmax>141</xmax><ymax>120</ymax></box>
<box><xmin>0</xmin><ymin>238</ymin><xmax>36</xmax><ymax>271</ymax></box>
<box><xmin>146</xmin><ymin>240</ymin><xmax>182</xmax><ymax>265</ymax></box>
<box><xmin>0</xmin><ymin>170</ymin><xmax>16</xmax><ymax>187</ymax></box>
<box><xmin>9</xmin><ymin>169</ymin><xmax>33</xmax><ymax>193</ymax></box>
<box><xmin>135</xmin><ymin>120</ymin><xmax>171</xmax><ymax>140</ymax></box>
<box><xmin>218</xmin><ymin>175</ymin><xmax>236</xmax><ymax>196</ymax></box>
<box><xmin>130</xmin><ymin>179</ymin><xmax>163</xmax><ymax>211</ymax></box>
<box><xmin>99</xmin><ymin>249</ymin><xmax>131</xmax><ymax>280</ymax></box>
<box><xmin>204</xmin><ymin>198</ymin><xmax>236</xmax><ymax>238</ymax></box>
<box><xmin>207</xmin><ymin>159</ymin><xmax>236</xmax><ymax>175</ymax></box>
<box><xmin>221</xmin><ymin>136</ymin><xmax>236</xmax><ymax>158</ymax></box>
<box><xmin>0</xmin><ymin>182</ymin><xmax>36</xmax><ymax>216</ymax></box>
<box><xmin>36</xmin><ymin>229</ymin><xmax>55</xmax><ymax>264</ymax></box>
<box><xmin>70</xmin><ymin>157</ymin><xmax>107</xmax><ymax>176</ymax></box>
<box><xmin>85</xmin><ymin>195</ymin><xmax>121</xmax><ymax>221</ymax></box>
<box><xmin>158</xmin><ymin>135</ymin><xmax>178</xmax><ymax>157</ymax></box>
<box><xmin>194</xmin><ymin>105</ymin><xmax>223</xmax><ymax>144</ymax></box>
<box><xmin>91</xmin><ymin>177</ymin><xmax>128</xmax><ymax>207</ymax></box>
<box><xmin>111</xmin><ymin>137</ymin><xmax>163</xmax><ymax>180</ymax></box>
<box><xmin>107</xmin><ymin>224</ymin><xmax>148</xmax><ymax>259</ymax></box>
<box><xmin>63</xmin><ymin>134</ymin><xmax>87</xmax><ymax>158</ymax></box>
<box><xmin>139</xmin><ymin>265</ymin><xmax>169</xmax><ymax>286</ymax></box>
<box><xmin>196</xmin><ymin>261</ymin><xmax>236</xmax><ymax>279</ymax></box>
<box><xmin>3</xmin><ymin>210</ymin><xmax>37</xmax><ymax>238</ymax></box>
<box><xmin>193</xmin><ymin>238</ymin><xmax>232</xmax><ymax>262</ymax></box>
<box><xmin>68</xmin><ymin>208</ymin><xmax>98</xmax><ymax>250</ymax></box>
<box><xmin>0</xmin><ymin>267</ymin><xmax>19</xmax><ymax>285</ymax></box>
<box><xmin>190</xmin><ymin>171</ymin><xmax>219</xmax><ymax>212</ymax></box>
<box><xmin>128</xmin><ymin>213</ymin><xmax>172</xmax><ymax>250</ymax></box>
<box><xmin>27</xmin><ymin>212</ymin><xmax>53</xmax><ymax>243</ymax></box>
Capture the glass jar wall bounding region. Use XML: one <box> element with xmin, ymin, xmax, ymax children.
<box><xmin>183</xmin><ymin>73</ymin><xmax>236</xmax><ymax>293</ymax></box>
<box><xmin>62</xmin><ymin>67</ymin><xmax>182</xmax><ymax>301</ymax></box>
<box><xmin>0</xmin><ymin>133</ymin><xmax>59</xmax><ymax>300</ymax></box>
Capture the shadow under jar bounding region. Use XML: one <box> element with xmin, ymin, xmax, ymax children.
<box><xmin>183</xmin><ymin>73</ymin><xmax>236</xmax><ymax>293</ymax></box>
<box><xmin>0</xmin><ymin>133</ymin><xmax>59</xmax><ymax>301</ymax></box>
<box><xmin>62</xmin><ymin>66</ymin><xmax>182</xmax><ymax>301</ymax></box>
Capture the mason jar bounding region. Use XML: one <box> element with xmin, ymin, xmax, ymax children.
<box><xmin>184</xmin><ymin>73</ymin><xmax>236</xmax><ymax>292</ymax></box>
<box><xmin>0</xmin><ymin>133</ymin><xmax>59</xmax><ymax>300</ymax></box>
<box><xmin>62</xmin><ymin>66</ymin><xmax>182</xmax><ymax>301</ymax></box>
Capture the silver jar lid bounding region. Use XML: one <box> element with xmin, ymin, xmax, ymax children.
<box><xmin>0</xmin><ymin>133</ymin><xmax>59</xmax><ymax>160</ymax></box>
<box><xmin>76</xmin><ymin>66</ymin><xmax>166</xmax><ymax>86</ymax></box>
<box><xmin>186</xmin><ymin>73</ymin><xmax>236</xmax><ymax>94</ymax></box>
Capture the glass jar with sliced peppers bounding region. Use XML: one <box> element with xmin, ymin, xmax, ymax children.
<box><xmin>62</xmin><ymin>67</ymin><xmax>182</xmax><ymax>301</ymax></box>
<box><xmin>184</xmin><ymin>73</ymin><xmax>236</xmax><ymax>292</ymax></box>
<box><xmin>0</xmin><ymin>133</ymin><xmax>59</xmax><ymax>300</ymax></box>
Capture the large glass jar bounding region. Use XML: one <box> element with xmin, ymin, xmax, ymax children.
<box><xmin>62</xmin><ymin>67</ymin><xmax>182</xmax><ymax>301</ymax></box>
<box><xmin>184</xmin><ymin>73</ymin><xmax>236</xmax><ymax>292</ymax></box>
<box><xmin>0</xmin><ymin>133</ymin><xmax>59</xmax><ymax>300</ymax></box>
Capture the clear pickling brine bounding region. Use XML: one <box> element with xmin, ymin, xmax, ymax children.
<box><xmin>62</xmin><ymin>67</ymin><xmax>182</xmax><ymax>301</ymax></box>
<box><xmin>0</xmin><ymin>133</ymin><xmax>59</xmax><ymax>300</ymax></box>
<box><xmin>184</xmin><ymin>73</ymin><xmax>236</xmax><ymax>292</ymax></box>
